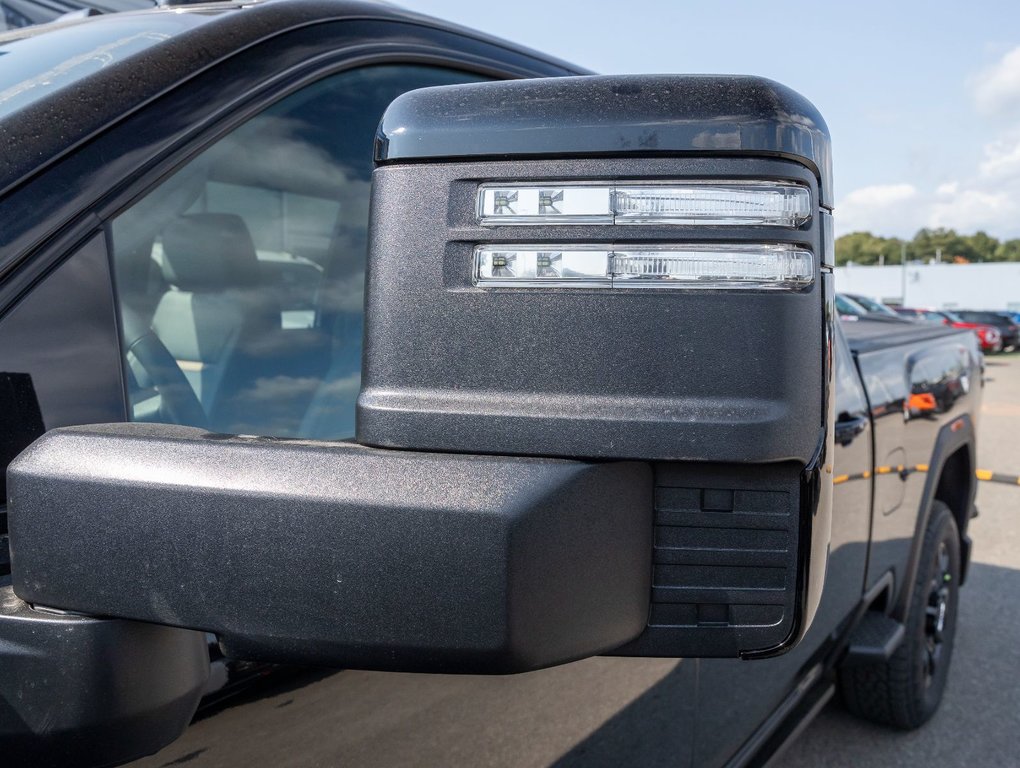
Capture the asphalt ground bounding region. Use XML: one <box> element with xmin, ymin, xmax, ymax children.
<box><xmin>783</xmin><ymin>350</ymin><xmax>1020</xmax><ymax>767</ymax></box>
<box><xmin>136</xmin><ymin>354</ymin><xmax>1020</xmax><ymax>768</ymax></box>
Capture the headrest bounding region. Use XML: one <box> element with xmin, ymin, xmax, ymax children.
<box><xmin>160</xmin><ymin>213</ymin><xmax>260</xmax><ymax>291</ymax></box>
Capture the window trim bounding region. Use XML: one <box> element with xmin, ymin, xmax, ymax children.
<box><xmin>94</xmin><ymin>44</ymin><xmax>549</xmax><ymax>227</ymax></box>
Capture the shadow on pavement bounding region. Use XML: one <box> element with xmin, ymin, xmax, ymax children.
<box><xmin>783</xmin><ymin>561</ymin><xmax>1020</xmax><ymax>768</ymax></box>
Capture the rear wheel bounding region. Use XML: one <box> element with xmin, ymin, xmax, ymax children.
<box><xmin>840</xmin><ymin>501</ymin><xmax>960</xmax><ymax>729</ymax></box>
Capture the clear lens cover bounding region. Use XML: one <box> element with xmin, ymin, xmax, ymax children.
<box><xmin>474</xmin><ymin>247</ymin><xmax>611</xmax><ymax>287</ymax></box>
<box><xmin>614</xmin><ymin>184</ymin><xmax>811</xmax><ymax>227</ymax></box>
<box><xmin>477</xmin><ymin>182</ymin><xmax>811</xmax><ymax>227</ymax></box>
<box><xmin>474</xmin><ymin>244</ymin><xmax>813</xmax><ymax>289</ymax></box>
<box><xmin>611</xmin><ymin>245</ymin><xmax>814</xmax><ymax>289</ymax></box>
<box><xmin>478</xmin><ymin>186</ymin><xmax>613</xmax><ymax>224</ymax></box>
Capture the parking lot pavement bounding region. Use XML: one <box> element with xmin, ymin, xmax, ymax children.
<box><xmin>783</xmin><ymin>351</ymin><xmax>1020</xmax><ymax>767</ymax></box>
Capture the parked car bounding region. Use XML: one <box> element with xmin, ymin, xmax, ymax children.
<box><xmin>894</xmin><ymin>308</ymin><xmax>1002</xmax><ymax>353</ymax></box>
<box><xmin>842</xmin><ymin>292</ymin><xmax>901</xmax><ymax>318</ymax></box>
<box><xmin>0</xmin><ymin>3</ymin><xmax>983</xmax><ymax>767</ymax></box>
<box><xmin>894</xmin><ymin>306</ymin><xmax>931</xmax><ymax>322</ymax></box>
<box><xmin>836</xmin><ymin>292</ymin><xmax>869</xmax><ymax>319</ymax></box>
<box><xmin>941</xmin><ymin>312</ymin><xmax>1004</xmax><ymax>354</ymax></box>
<box><xmin>893</xmin><ymin>307</ymin><xmax>954</xmax><ymax>325</ymax></box>
<box><xmin>954</xmin><ymin>310</ymin><xmax>1019</xmax><ymax>350</ymax></box>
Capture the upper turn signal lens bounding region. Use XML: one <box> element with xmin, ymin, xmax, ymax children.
<box><xmin>478</xmin><ymin>182</ymin><xmax>811</xmax><ymax>227</ymax></box>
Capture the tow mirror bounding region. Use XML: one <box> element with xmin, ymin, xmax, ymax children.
<box><xmin>361</xmin><ymin>74</ymin><xmax>834</xmax><ymax>658</ymax></box>
<box><xmin>4</xmin><ymin>75</ymin><xmax>834</xmax><ymax>750</ymax></box>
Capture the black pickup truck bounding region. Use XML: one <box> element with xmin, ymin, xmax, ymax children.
<box><xmin>0</xmin><ymin>3</ymin><xmax>981</xmax><ymax>766</ymax></box>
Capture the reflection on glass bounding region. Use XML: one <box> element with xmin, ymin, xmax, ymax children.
<box><xmin>109</xmin><ymin>65</ymin><xmax>486</xmax><ymax>438</ymax></box>
<box><xmin>907</xmin><ymin>347</ymin><xmax>970</xmax><ymax>420</ymax></box>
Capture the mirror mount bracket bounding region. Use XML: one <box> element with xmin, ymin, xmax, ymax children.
<box><xmin>0</xmin><ymin>582</ymin><xmax>207</xmax><ymax>767</ymax></box>
<box><xmin>8</xmin><ymin>424</ymin><xmax>653</xmax><ymax>674</ymax></box>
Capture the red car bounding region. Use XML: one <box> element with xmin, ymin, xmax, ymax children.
<box><xmin>894</xmin><ymin>307</ymin><xmax>1003</xmax><ymax>352</ymax></box>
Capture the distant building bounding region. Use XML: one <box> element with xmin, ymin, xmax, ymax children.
<box><xmin>835</xmin><ymin>262</ymin><xmax>1020</xmax><ymax>311</ymax></box>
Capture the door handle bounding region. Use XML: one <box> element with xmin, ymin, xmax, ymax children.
<box><xmin>835</xmin><ymin>413</ymin><xmax>868</xmax><ymax>446</ymax></box>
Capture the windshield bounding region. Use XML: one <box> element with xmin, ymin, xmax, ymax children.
<box><xmin>0</xmin><ymin>12</ymin><xmax>211</xmax><ymax>120</ymax></box>
<box><xmin>848</xmin><ymin>294</ymin><xmax>897</xmax><ymax>316</ymax></box>
<box><xmin>958</xmin><ymin>311</ymin><xmax>1007</xmax><ymax>325</ymax></box>
<box><xmin>836</xmin><ymin>294</ymin><xmax>867</xmax><ymax>316</ymax></box>
<box><xmin>937</xmin><ymin>311</ymin><xmax>963</xmax><ymax>323</ymax></box>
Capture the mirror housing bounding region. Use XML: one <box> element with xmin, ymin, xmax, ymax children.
<box><xmin>5</xmin><ymin>75</ymin><xmax>834</xmax><ymax>698</ymax></box>
<box><xmin>362</xmin><ymin>75</ymin><xmax>834</xmax><ymax>657</ymax></box>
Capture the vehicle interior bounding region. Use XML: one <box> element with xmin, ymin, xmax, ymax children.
<box><xmin>109</xmin><ymin>65</ymin><xmax>482</xmax><ymax>438</ymax></box>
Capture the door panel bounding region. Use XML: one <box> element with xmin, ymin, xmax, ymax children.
<box><xmin>693</xmin><ymin>325</ymin><xmax>872</xmax><ymax>766</ymax></box>
<box><xmin>0</xmin><ymin>18</ymin><xmax>716</xmax><ymax>768</ymax></box>
<box><xmin>858</xmin><ymin>339</ymin><xmax>976</xmax><ymax>598</ymax></box>
<box><xmin>129</xmin><ymin>659</ymin><xmax>696</xmax><ymax>768</ymax></box>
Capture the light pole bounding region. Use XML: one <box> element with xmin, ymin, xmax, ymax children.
<box><xmin>901</xmin><ymin>241</ymin><xmax>908</xmax><ymax>305</ymax></box>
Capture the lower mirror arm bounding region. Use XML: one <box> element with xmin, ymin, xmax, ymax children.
<box><xmin>8</xmin><ymin>424</ymin><xmax>652</xmax><ymax>674</ymax></box>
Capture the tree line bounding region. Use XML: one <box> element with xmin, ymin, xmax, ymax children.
<box><xmin>835</xmin><ymin>228</ymin><xmax>1020</xmax><ymax>266</ymax></box>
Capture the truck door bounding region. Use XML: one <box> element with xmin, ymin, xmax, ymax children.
<box><xmin>693</xmin><ymin>323</ymin><xmax>873</xmax><ymax>766</ymax></box>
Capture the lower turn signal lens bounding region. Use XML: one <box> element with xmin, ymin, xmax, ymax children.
<box><xmin>473</xmin><ymin>244</ymin><xmax>813</xmax><ymax>290</ymax></box>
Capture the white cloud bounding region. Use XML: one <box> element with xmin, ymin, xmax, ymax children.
<box><xmin>845</xmin><ymin>183</ymin><xmax>918</xmax><ymax>206</ymax></box>
<box><xmin>928</xmin><ymin>132</ymin><xmax>1020</xmax><ymax>233</ymax></box>
<box><xmin>835</xmin><ymin>183</ymin><xmax>923</xmax><ymax>236</ymax></box>
<box><xmin>978</xmin><ymin>132</ymin><xmax>1020</xmax><ymax>178</ymax></box>
<box><xmin>836</xmin><ymin>132</ymin><xmax>1020</xmax><ymax>239</ymax></box>
<box><xmin>928</xmin><ymin>187</ymin><xmax>1015</xmax><ymax>232</ymax></box>
<box><xmin>841</xmin><ymin>47</ymin><xmax>1020</xmax><ymax>237</ymax></box>
<box><xmin>974</xmin><ymin>46</ymin><xmax>1020</xmax><ymax>117</ymax></box>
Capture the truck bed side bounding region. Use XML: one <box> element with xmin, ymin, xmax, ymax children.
<box><xmin>845</xmin><ymin>318</ymin><xmax>981</xmax><ymax>614</ymax></box>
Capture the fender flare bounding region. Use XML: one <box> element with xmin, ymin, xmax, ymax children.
<box><xmin>892</xmin><ymin>413</ymin><xmax>976</xmax><ymax>620</ymax></box>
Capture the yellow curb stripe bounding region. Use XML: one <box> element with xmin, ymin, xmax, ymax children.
<box><xmin>829</xmin><ymin>466</ymin><xmax>1020</xmax><ymax>485</ymax></box>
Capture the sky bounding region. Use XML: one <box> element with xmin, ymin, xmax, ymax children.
<box><xmin>405</xmin><ymin>0</ymin><xmax>1020</xmax><ymax>240</ymax></box>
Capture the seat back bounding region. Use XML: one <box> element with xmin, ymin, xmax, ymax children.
<box><xmin>151</xmin><ymin>213</ymin><xmax>273</xmax><ymax>415</ymax></box>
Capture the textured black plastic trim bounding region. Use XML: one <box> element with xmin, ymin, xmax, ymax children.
<box><xmin>0</xmin><ymin>580</ymin><xmax>207</xmax><ymax>768</ymax></box>
<box><xmin>842</xmin><ymin>613</ymin><xmax>906</xmax><ymax>666</ymax></box>
<box><xmin>610</xmin><ymin>461</ymin><xmax>803</xmax><ymax>658</ymax></box>
<box><xmin>376</xmin><ymin>75</ymin><xmax>833</xmax><ymax>206</ymax></box>
<box><xmin>7</xmin><ymin>424</ymin><xmax>652</xmax><ymax>673</ymax></box>
<box><xmin>360</xmin><ymin>157</ymin><xmax>823</xmax><ymax>463</ymax></box>
<box><xmin>0</xmin><ymin>373</ymin><xmax>43</xmax><ymax>503</ymax></box>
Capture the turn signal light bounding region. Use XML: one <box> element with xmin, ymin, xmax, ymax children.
<box><xmin>474</xmin><ymin>244</ymin><xmax>813</xmax><ymax>290</ymax></box>
<box><xmin>478</xmin><ymin>182</ymin><xmax>811</xmax><ymax>227</ymax></box>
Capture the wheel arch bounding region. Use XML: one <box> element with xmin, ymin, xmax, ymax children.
<box><xmin>934</xmin><ymin>447</ymin><xmax>973</xmax><ymax>555</ymax></box>
<box><xmin>894</xmin><ymin>415</ymin><xmax>976</xmax><ymax>619</ymax></box>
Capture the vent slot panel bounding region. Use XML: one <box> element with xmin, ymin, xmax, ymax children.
<box><xmin>612</xmin><ymin>462</ymin><xmax>803</xmax><ymax>658</ymax></box>
<box><xmin>651</xmin><ymin>486</ymin><xmax>794</xmax><ymax>629</ymax></box>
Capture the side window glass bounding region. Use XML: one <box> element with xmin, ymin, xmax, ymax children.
<box><xmin>109</xmin><ymin>65</ymin><xmax>486</xmax><ymax>438</ymax></box>
<box><xmin>0</xmin><ymin>233</ymin><xmax>125</xmax><ymax>558</ymax></box>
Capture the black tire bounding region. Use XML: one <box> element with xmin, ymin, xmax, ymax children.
<box><xmin>840</xmin><ymin>501</ymin><xmax>960</xmax><ymax>729</ymax></box>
